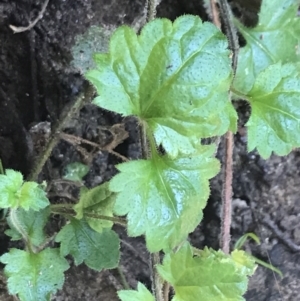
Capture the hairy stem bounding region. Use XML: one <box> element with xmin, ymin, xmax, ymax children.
<box><xmin>214</xmin><ymin>0</ymin><xmax>239</xmax><ymax>254</ymax></box>
<box><xmin>117</xmin><ymin>266</ymin><xmax>130</xmax><ymax>290</ymax></box>
<box><xmin>151</xmin><ymin>252</ymin><xmax>164</xmax><ymax>301</ymax></box>
<box><xmin>146</xmin><ymin>0</ymin><xmax>159</xmax><ymax>22</ymax></box>
<box><xmin>10</xmin><ymin>208</ymin><xmax>35</xmax><ymax>253</ymax></box>
<box><xmin>27</xmin><ymin>84</ymin><xmax>94</xmax><ymax>182</ymax></box>
<box><xmin>50</xmin><ymin>205</ymin><xmax>127</xmax><ymax>227</ymax></box>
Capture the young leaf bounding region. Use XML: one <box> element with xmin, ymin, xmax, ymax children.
<box><xmin>118</xmin><ymin>282</ymin><xmax>155</xmax><ymax>301</ymax></box>
<box><xmin>86</xmin><ymin>15</ymin><xmax>237</xmax><ymax>157</ymax></box>
<box><xmin>63</xmin><ymin>162</ymin><xmax>89</xmax><ymax>182</ymax></box>
<box><xmin>110</xmin><ymin>145</ymin><xmax>219</xmax><ymax>252</ymax></box>
<box><xmin>0</xmin><ymin>170</ymin><xmax>49</xmax><ymax>210</ymax></box>
<box><xmin>74</xmin><ymin>182</ymin><xmax>115</xmax><ymax>232</ymax></box>
<box><xmin>0</xmin><ymin>248</ymin><xmax>69</xmax><ymax>301</ymax></box>
<box><xmin>245</xmin><ymin>62</ymin><xmax>300</xmax><ymax>158</ymax></box>
<box><xmin>5</xmin><ymin>207</ymin><xmax>50</xmax><ymax>247</ymax></box>
<box><xmin>233</xmin><ymin>0</ymin><xmax>300</xmax><ymax>94</ymax></box>
<box><xmin>157</xmin><ymin>243</ymin><xmax>256</xmax><ymax>301</ymax></box>
<box><xmin>55</xmin><ymin>218</ymin><xmax>120</xmax><ymax>271</ymax></box>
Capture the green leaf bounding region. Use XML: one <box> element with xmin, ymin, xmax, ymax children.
<box><xmin>0</xmin><ymin>170</ymin><xmax>49</xmax><ymax>210</ymax></box>
<box><xmin>86</xmin><ymin>15</ymin><xmax>237</xmax><ymax>157</ymax></box>
<box><xmin>110</xmin><ymin>145</ymin><xmax>219</xmax><ymax>252</ymax></box>
<box><xmin>0</xmin><ymin>248</ymin><xmax>69</xmax><ymax>301</ymax></box>
<box><xmin>0</xmin><ymin>170</ymin><xmax>23</xmax><ymax>208</ymax></box>
<box><xmin>55</xmin><ymin>218</ymin><xmax>120</xmax><ymax>271</ymax></box>
<box><xmin>157</xmin><ymin>243</ymin><xmax>256</xmax><ymax>301</ymax></box>
<box><xmin>74</xmin><ymin>182</ymin><xmax>115</xmax><ymax>232</ymax></box>
<box><xmin>233</xmin><ymin>0</ymin><xmax>300</xmax><ymax>94</ymax></box>
<box><xmin>118</xmin><ymin>282</ymin><xmax>155</xmax><ymax>301</ymax></box>
<box><xmin>5</xmin><ymin>207</ymin><xmax>50</xmax><ymax>247</ymax></box>
<box><xmin>63</xmin><ymin>162</ymin><xmax>90</xmax><ymax>182</ymax></box>
<box><xmin>245</xmin><ymin>62</ymin><xmax>300</xmax><ymax>158</ymax></box>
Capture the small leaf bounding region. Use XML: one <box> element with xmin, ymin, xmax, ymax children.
<box><xmin>55</xmin><ymin>218</ymin><xmax>120</xmax><ymax>271</ymax></box>
<box><xmin>74</xmin><ymin>182</ymin><xmax>116</xmax><ymax>232</ymax></box>
<box><xmin>157</xmin><ymin>243</ymin><xmax>256</xmax><ymax>301</ymax></box>
<box><xmin>0</xmin><ymin>170</ymin><xmax>49</xmax><ymax>210</ymax></box>
<box><xmin>233</xmin><ymin>0</ymin><xmax>300</xmax><ymax>94</ymax></box>
<box><xmin>5</xmin><ymin>207</ymin><xmax>50</xmax><ymax>247</ymax></box>
<box><xmin>0</xmin><ymin>248</ymin><xmax>69</xmax><ymax>301</ymax></box>
<box><xmin>86</xmin><ymin>15</ymin><xmax>237</xmax><ymax>157</ymax></box>
<box><xmin>17</xmin><ymin>182</ymin><xmax>49</xmax><ymax>211</ymax></box>
<box><xmin>63</xmin><ymin>162</ymin><xmax>90</xmax><ymax>182</ymax></box>
<box><xmin>245</xmin><ymin>62</ymin><xmax>300</xmax><ymax>158</ymax></box>
<box><xmin>118</xmin><ymin>282</ymin><xmax>155</xmax><ymax>301</ymax></box>
<box><xmin>110</xmin><ymin>145</ymin><xmax>219</xmax><ymax>252</ymax></box>
<box><xmin>0</xmin><ymin>169</ymin><xmax>23</xmax><ymax>208</ymax></box>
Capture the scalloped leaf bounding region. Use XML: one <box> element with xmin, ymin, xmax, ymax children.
<box><xmin>55</xmin><ymin>218</ymin><xmax>120</xmax><ymax>271</ymax></box>
<box><xmin>0</xmin><ymin>170</ymin><xmax>49</xmax><ymax>210</ymax></box>
<box><xmin>5</xmin><ymin>207</ymin><xmax>50</xmax><ymax>247</ymax></box>
<box><xmin>118</xmin><ymin>283</ymin><xmax>155</xmax><ymax>301</ymax></box>
<box><xmin>233</xmin><ymin>0</ymin><xmax>300</xmax><ymax>94</ymax></box>
<box><xmin>246</xmin><ymin>62</ymin><xmax>300</xmax><ymax>158</ymax></box>
<box><xmin>74</xmin><ymin>182</ymin><xmax>116</xmax><ymax>232</ymax></box>
<box><xmin>86</xmin><ymin>15</ymin><xmax>237</xmax><ymax>157</ymax></box>
<box><xmin>0</xmin><ymin>248</ymin><xmax>69</xmax><ymax>301</ymax></box>
<box><xmin>63</xmin><ymin>162</ymin><xmax>89</xmax><ymax>182</ymax></box>
<box><xmin>157</xmin><ymin>243</ymin><xmax>256</xmax><ymax>301</ymax></box>
<box><xmin>109</xmin><ymin>145</ymin><xmax>219</xmax><ymax>252</ymax></box>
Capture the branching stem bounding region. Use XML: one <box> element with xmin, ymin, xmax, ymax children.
<box><xmin>27</xmin><ymin>84</ymin><xmax>94</xmax><ymax>182</ymax></box>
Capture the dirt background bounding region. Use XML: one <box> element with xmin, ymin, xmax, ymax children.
<box><xmin>0</xmin><ymin>0</ymin><xmax>300</xmax><ymax>300</ymax></box>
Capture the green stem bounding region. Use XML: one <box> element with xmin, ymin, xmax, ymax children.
<box><xmin>230</xmin><ymin>87</ymin><xmax>251</xmax><ymax>102</ymax></box>
<box><xmin>10</xmin><ymin>208</ymin><xmax>35</xmax><ymax>253</ymax></box>
<box><xmin>0</xmin><ymin>159</ymin><xmax>4</xmax><ymax>174</ymax></box>
<box><xmin>50</xmin><ymin>205</ymin><xmax>127</xmax><ymax>227</ymax></box>
<box><xmin>27</xmin><ymin>84</ymin><xmax>94</xmax><ymax>182</ymax></box>
<box><xmin>117</xmin><ymin>266</ymin><xmax>130</xmax><ymax>290</ymax></box>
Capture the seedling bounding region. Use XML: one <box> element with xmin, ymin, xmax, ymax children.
<box><xmin>0</xmin><ymin>0</ymin><xmax>299</xmax><ymax>300</ymax></box>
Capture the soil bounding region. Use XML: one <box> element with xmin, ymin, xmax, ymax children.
<box><xmin>0</xmin><ymin>0</ymin><xmax>299</xmax><ymax>300</ymax></box>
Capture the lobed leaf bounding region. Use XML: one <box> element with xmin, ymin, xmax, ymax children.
<box><xmin>110</xmin><ymin>145</ymin><xmax>219</xmax><ymax>252</ymax></box>
<box><xmin>246</xmin><ymin>62</ymin><xmax>300</xmax><ymax>158</ymax></box>
<box><xmin>86</xmin><ymin>15</ymin><xmax>236</xmax><ymax>157</ymax></box>
<box><xmin>5</xmin><ymin>207</ymin><xmax>50</xmax><ymax>247</ymax></box>
<box><xmin>55</xmin><ymin>218</ymin><xmax>120</xmax><ymax>271</ymax></box>
<box><xmin>0</xmin><ymin>170</ymin><xmax>49</xmax><ymax>210</ymax></box>
<box><xmin>0</xmin><ymin>248</ymin><xmax>69</xmax><ymax>301</ymax></box>
<box><xmin>118</xmin><ymin>282</ymin><xmax>155</xmax><ymax>301</ymax></box>
<box><xmin>74</xmin><ymin>182</ymin><xmax>116</xmax><ymax>232</ymax></box>
<box><xmin>233</xmin><ymin>0</ymin><xmax>300</xmax><ymax>94</ymax></box>
<box><xmin>157</xmin><ymin>243</ymin><xmax>256</xmax><ymax>301</ymax></box>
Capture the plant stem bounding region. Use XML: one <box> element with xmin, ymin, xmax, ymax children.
<box><xmin>10</xmin><ymin>208</ymin><xmax>35</xmax><ymax>253</ymax></box>
<box><xmin>117</xmin><ymin>266</ymin><xmax>130</xmax><ymax>290</ymax></box>
<box><xmin>150</xmin><ymin>252</ymin><xmax>164</xmax><ymax>301</ymax></box>
<box><xmin>163</xmin><ymin>282</ymin><xmax>170</xmax><ymax>301</ymax></box>
<box><xmin>50</xmin><ymin>205</ymin><xmax>127</xmax><ymax>227</ymax></box>
<box><xmin>27</xmin><ymin>84</ymin><xmax>94</xmax><ymax>182</ymax></box>
<box><xmin>220</xmin><ymin>131</ymin><xmax>233</xmax><ymax>254</ymax></box>
<box><xmin>146</xmin><ymin>0</ymin><xmax>159</xmax><ymax>22</ymax></box>
<box><xmin>216</xmin><ymin>0</ymin><xmax>239</xmax><ymax>254</ymax></box>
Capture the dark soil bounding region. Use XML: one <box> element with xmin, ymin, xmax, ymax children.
<box><xmin>0</xmin><ymin>1</ymin><xmax>299</xmax><ymax>300</ymax></box>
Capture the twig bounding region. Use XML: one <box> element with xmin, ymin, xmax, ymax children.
<box><xmin>261</xmin><ymin>215</ymin><xmax>300</xmax><ymax>252</ymax></box>
<box><xmin>9</xmin><ymin>0</ymin><xmax>50</xmax><ymax>33</ymax></box>
<box><xmin>27</xmin><ymin>84</ymin><xmax>94</xmax><ymax>182</ymax></box>
<box><xmin>60</xmin><ymin>132</ymin><xmax>129</xmax><ymax>162</ymax></box>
